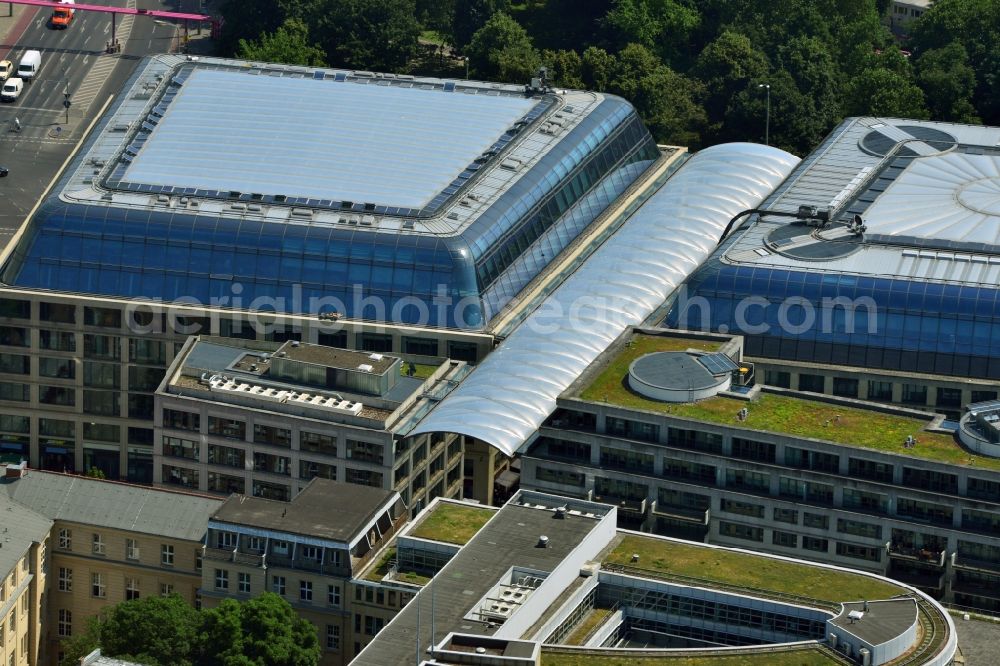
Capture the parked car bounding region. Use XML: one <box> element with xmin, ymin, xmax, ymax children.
<box><xmin>1</xmin><ymin>78</ymin><xmax>22</xmax><ymax>102</ymax></box>
<box><xmin>0</xmin><ymin>60</ymin><xmax>11</xmax><ymax>83</ymax></box>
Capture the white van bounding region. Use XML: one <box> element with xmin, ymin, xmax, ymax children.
<box><xmin>1</xmin><ymin>78</ymin><xmax>23</xmax><ymax>102</ymax></box>
<box><xmin>17</xmin><ymin>50</ymin><xmax>41</xmax><ymax>81</ymax></box>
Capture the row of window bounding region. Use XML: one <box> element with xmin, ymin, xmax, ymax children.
<box><xmin>212</xmin><ymin>569</ymin><xmax>340</xmax><ymax>607</ymax></box>
<box><xmin>718</xmin><ymin>521</ymin><xmax>882</xmax><ymax>562</ymax></box>
<box><xmin>57</xmin><ymin>529</ymin><xmax>179</xmax><ymax>566</ymax></box>
<box><xmin>764</xmin><ymin>370</ymin><xmax>989</xmax><ymax>409</ymax></box>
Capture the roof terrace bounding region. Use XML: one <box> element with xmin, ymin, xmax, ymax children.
<box><xmin>573</xmin><ymin>330</ymin><xmax>994</xmax><ymax>470</ymax></box>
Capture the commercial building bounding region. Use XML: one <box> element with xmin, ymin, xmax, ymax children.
<box><xmin>155</xmin><ymin>336</ymin><xmax>466</xmax><ymax>511</ymax></box>
<box><xmin>352</xmin><ymin>490</ymin><xmax>957</xmax><ymax>666</ymax></box>
<box><xmin>520</xmin><ymin>326</ymin><xmax>1000</xmax><ymax>614</ymax></box>
<box><xmin>664</xmin><ymin>117</ymin><xmax>1000</xmax><ymax>418</ymax></box>
<box><xmin>0</xmin><ymin>466</ymin><xmax>222</xmax><ymax>665</ymax></box>
<box><xmin>201</xmin><ymin>478</ymin><xmax>408</xmax><ymax>666</ymax></box>
<box><xmin>0</xmin><ymin>52</ymin><xmax>667</xmax><ymax>482</ymax></box>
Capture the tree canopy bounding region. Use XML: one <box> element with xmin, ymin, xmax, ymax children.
<box><xmin>215</xmin><ymin>0</ymin><xmax>991</xmax><ymax>153</ymax></box>
<box><xmin>59</xmin><ymin>594</ymin><xmax>320</xmax><ymax>666</ymax></box>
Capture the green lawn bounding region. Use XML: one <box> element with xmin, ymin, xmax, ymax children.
<box><xmin>579</xmin><ymin>334</ymin><xmax>998</xmax><ymax>470</ymax></box>
<box><xmin>564</xmin><ymin>607</ymin><xmax>613</xmax><ymax>646</ymax></box>
<box><xmin>363</xmin><ymin>546</ymin><xmax>432</xmax><ymax>586</ymax></box>
<box><xmin>401</xmin><ymin>362</ymin><xmax>440</xmax><ymax>380</ymax></box>
<box><xmin>606</xmin><ymin>535</ymin><xmax>903</xmax><ymax>605</ymax></box>
<box><xmin>580</xmin><ymin>334</ymin><xmax>722</xmax><ymax>404</ymax></box>
<box><xmin>541</xmin><ymin>648</ymin><xmax>842</xmax><ymax>666</ymax></box>
<box><xmin>409</xmin><ymin>502</ymin><xmax>495</xmax><ymax>545</ymax></box>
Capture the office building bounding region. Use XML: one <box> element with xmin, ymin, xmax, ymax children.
<box><xmin>156</xmin><ymin>336</ymin><xmax>466</xmax><ymax>510</ymax></box>
<box><xmin>0</xmin><ymin>465</ymin><xmax>221</xmax><ymax>665</ymax></box>
<box><xmin>201</xmin><ymin>478</ymin><xmax>408</xmax><ymax>666</ymax></box>
<box><xmin>352</xmin><ymin>490</ymin><xmax>957</xmax><ymax>666</ymax></box>
<box><xmin>520</xmin><ymin>326</ymin><xmax>1000</xmax><ymax>614</ymax></box>
<box><xmin>0</xmin><ymin>52</ymin><xmax>669</xmax><ymax>482</ymax></box>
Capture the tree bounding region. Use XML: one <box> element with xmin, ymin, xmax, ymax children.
<box><xmin>843</xmin><ymin>67</ymin><xmax>929</xmax><ymax>119</ymax></box>
<box><xmin>199</xmin><ymin>594</ymin><xmax>320</xmax><ymax>666</ymax></box>
<box><xmin>915</xmin><ymin>42</ymin><xmax>979</xmax><ymax>123</ymax></box>
<box><xmin>774</xmin><ymin>36</ymin><xmax>843</xmax><ymax>153</ymax></box>
<box><xmin>603</xmin><ymin>0</ymin><xmax>700</xmax><ymax>67</ymax></box>
<box><xmin>452</xmin><ymin>0</ymin><xmax>510</xmax><ymax>50</ymax></box>
<box><xmin>691</xmin><ymin>30</ymin><xmax>770</xmax><ymax>144</ymax></box>
<box><xmin>467</xmin><ymin>12</ymin><xmax>540</xmax><ymax>83</ymax></box>
<box><xmin>59</xmin><ymin>594</ymin><xmax>319</xmax><ymax>666</ymax></box>
<box><xmin>237</xmin><ymin>19</ymin><xmax>327</xmax><ymax>67</ymax></box>
<box><xmin>217</xmin><ymin>0</ymin><xmax>321</xmax><ymax>57</ymax></box>
<box><xmin>318</xmin><ymin>0</ymin><xmax>421</xmax><ymax>72</ymax></box>
<box><xmin>541</xmin><ymin>49</ymin><xmax>585</xmax><ymax>89</ymax></box>
<box><xmin>580</xmin><ymin>46</ymin><xmax>616</xmax><ymax>92</ymax></box>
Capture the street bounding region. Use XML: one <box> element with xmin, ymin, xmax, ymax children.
<box><xmin>0</xmin><ymin>0</ymin><xmax>192</xmax><ymax>249</ymax></box>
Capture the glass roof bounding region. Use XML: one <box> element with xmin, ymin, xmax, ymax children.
<box><xmin>121</xmin><ymin>69</ymin><xmax>537</xmax><ymax>210</ymax></box>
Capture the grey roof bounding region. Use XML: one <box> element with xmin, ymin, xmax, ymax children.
<box><xmin>211</xmin><ymin>479</ymin><xmax>395</xmax><ymax>544</ymax></box>
<box><xmin>1</xmin><ymin>471</ymin><xmax>221</xmax><ymax>542</ymax></box>
<box><xmin>720</xmin><ymin>117</ymin><xmax>1000</xmax><ymax>283</ymax></box>
<box><xmin>411</xmin><ymin>142</ymin><xmax>799</xmax><ymax>455</ymax></box>
<box><xmin>629</xmin><ymin>352</ymin><xmax>723</xmax><ymax>392</ymax></box>
<box><xmin>352</xmin><ymin>501</ymin><xmax>604</xmax><ymax>666</ymax></box>
<box><xmin>122</xmin><ymin>67</ymin><xmax>536</xmax><ymax>210</ymax></box>
<box><xmin>0</xmin><ymin>492</ymin><xmax>52</xmax><ymax>578</ymax></box>
<box><xmin>830</xmin><ymin>599</ymin><xmax>918</xmax><ymax>646</ymax></box>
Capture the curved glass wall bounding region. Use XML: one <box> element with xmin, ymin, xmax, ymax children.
<box><xmin>3</xmin><ymin>98</ymin><xmax>657</xmax><ymax>330</ymax></box>
<box><xmin>666</xmin><ymin>263</ymin><xmax>1000</xmax><ymax>379</ymax></box>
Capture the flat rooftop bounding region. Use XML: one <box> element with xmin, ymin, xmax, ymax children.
<box><xmin>574</xmin><ymin>330</ymin><xmax>994</xmax><ymax>470</ymax></box>
<box><xmin>122</xmin><ymin>68</ymin><xmax>536</xmax><ymax>211</ymax></box>
<box><xmin>211</xmin><ymin>478</ymin><xmax>395</xmax><ymax>544</ymax></box>
<box><xmin>352</xmin><ymin>501</ymin><xmax>605</xmax><ymax>666</ymax></box>
<box><xmin>276</xmin><ymin>341</ymin><xmax>399</xmax><ymax>374</ymax></box>
<box><xmin>604</xmin><ymin>534</ymin><xmax>903</xmax><ymax>606</ymax></box>
<box><xmin>406</xmin><ymin>500</ymin><xmax>497</xmax><ymax>545</ymax></box>
<box><xmin>830</xmin><ymin>599</ymin><xmax>918</xmax><ymax>647</ymax></box>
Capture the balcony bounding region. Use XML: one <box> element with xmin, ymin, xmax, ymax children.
<box><xmin>887</xmin><ymin>542</ymin><xmax>946</xmax><ymax>567</ymax></box>
<box><xmin>953</xmin><ymin>553</ymin><xmax>1000</xmax><ymax>574</ymax></box>
<box><xmin>650</xmin><ymin>500</ymin><xmax>709</xmax><ymax>525</ymax></box>
<box><xmin>951</xmin><ymin>578</ymin><xmax>1000</xmax><ymax>601</ymax></box>
<box><xmin>592</xmin><ymin>494</ymin><xmax>647</xmax><ymax>515</ymax></box>
<box><xmin>202</xmin><ymin>546</ymin><xmax>265</xmax><ymax>568</ymax></box>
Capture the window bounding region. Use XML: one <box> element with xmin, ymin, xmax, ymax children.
<box><xmin>57</xmin><ymin>609</ymin><xmax>71</xmax><ymax>637</ymax></box>
<box><xmin>161</xmin><ymin>544</ymin><xmax>174</xmax><ymax>566</ymax></box>
<box><xmin>253</xmin><ymin>424</ymin><xmax>291</xmax><ymax>448</ymax></box>
<box><xmin>238</xmin><ymin>572</ymin><xmax>251</xmax><ymax>594</ymax></box>
<box><xmin>272</xmin><ymin>576</ymin><xmax>286</xmax><ymax>595</ymax></box>
<box><xmin>843</xmin><ymin>488</ymin><xmax>889</xmax><ymax>515</ymax></box>
<box><xmin>328</xmin><ymin>585</ymin><xmax>340</xmax><ymax>607</ymax></box>
<box><xmin>163</xmin><ymin>409</ymin><xmax>200</xmax><ymax>432</ymax></box>
<box><xmin>720</xmin><ymin>499</ymin><xmax>764</xmax><ymax>518</ymax></box>
<box><xmin>902</xmin><ymin>467</ymin><xmax>958</xmax><ymax>494</ymax></box>
<box><xmin>92</xmin><ymin>533</ymin><xmax>105</xmax><ymax>555</ymax></box>
<box><xmin>248</xmin><ymin>537</ymin><xmax>265</xmax><ymax>553</ymax></box>
<box><xmin>326</xmin><ymin>624</ymin><xmax>340</xmax><ymax>650</ymax></box>
<box><xmin>402</xmin><ymin>336</ymin><xmax>438</xmax><ymax>356</ymax></box>
<box><xmin>764</xmin><ymin>369</ymin><xmax>790</xmax><ymax>388</ymax></box>
<box><xmin>301</xmin><ymin>546</ymin><xmax>320</xmax><ymax>561</ymax></box>
<box><xmin>39</xmin><ymin>356</ymin><xmax>76</xmax><ymax>380</ymax></box>
<box><xmin>798</xmin><ymin>373</ymin><xmax>825</xmax><ymax>392</ymax></box>
<box><xmin>719</xmin><ymin>521</ymin><xmax>763</xmax><ymax>542</ymax></box>
<box><xmin>803</xmin><ymin>512</ymin><xmax>829</xmax><ymax>530</ymax></box>
<box><xmin>84</xmin><ymin>306</ymin><xmax>121</xmax><ymax>328</ymax></box>
<box><xmin>214</xmin><ymin>569</ymin><xmax>229</xmax><ymax>590</ymax></box>
<box><xmin>837</xmin><ymin>518</ymin><xmax>882</xmax><ymax>540</ymax></box>
<box><xmin>40</xmin><ymin>385</ymin><xmax>75</xmax><ymax>406</ymax></box>
<box><xmin>867</xmin><ymin>380</ymin><xmax>893</xmax><ymax>401</ymax></box>
<box><xmin>773</xmin><ymin>508</ymin><xmax>798</xmax><ymax>524</ymax></box>
<box><xmin>0</xmin><ymin>327</ymin><xmax>29</xmax><ymax>347</ymax></box>
<box><xmin>0</xmin><ymin>382</ymin><xmax>29</xmax><ymax>402</ymax></box>
<box><xmin>772</xmin><ymin>530</ymin><xmax>797</xmax><ymax>548</ymax></box>
<box><xmin>83</xmin><ymin>390</ymin><xmax>122</xmax><ymax>417</ymax></box>
<box><xmin>849</xmin><ymin>457</ymin><xmax>894</xmax><ymax>483</ymax></box>
<box><xmin>731</xmin><ymin>438</ymin><xmax>776</xmax><ymax>463</ymax></box>
<box><xmin>972</xmin><ymin>390</ymin><xmax>998</xmax><ymax>404</ymax></box>
<box><xmin>832</xmin><ymin>377</ymin><xmax>858</xmax><ymax>398</ymax></box>
<box><xmin>125</xmin><ymin>577</ymin><xmax>140</xmax><ymax>601</ymax></box>
<box><xmin>160</xmin><ymin>583</ymin><xmax>174</xmax><ymax>597</ymax></box>
<box><xmin>301</xmin><ymin>431</ymin><xmax>337</xmax><ymax>456</ymax></box>
<box><xmin>58</xmin><ymin>528</ymin><xmax>72</xmax><ymax>550</ymax></box>
<box><xmin>300</xmin><ymin>580</ymin><xmax>313</xmax><ymax>602</ymax></box>
<box><xmin>936</xmin><ymin>387</ymin><xmax>962</xmax><ymax>408</ymax></box>
<box><xmin>126</xmin><ymin>538</ymin><xmax>139</xmax><ymax>561</ymax></box>
<box><xmin>803</xmin><ymin>536</ymin><xmax>828</xmax><ymax>553</ymax></box>
<box><xmin>91</xmin><ymin>573</ymin><xmax>105</xmax><ymax>598</ymax></box>
<box><xmin>208</xmin><ymin>417</ymin><xmax>246</xmax><ymax>440</ymax></box>
<box><xmin>901</xmin><ymin>383</ymin><xmax>927</xmax><ymax>405</ymax></box>
<box><xmin>58</xmin><ymin>568</ymin><xmax>72</xmax><ymax>592</ymax></box>
<box><xmin>0</xmin><ymin>353</ymin><xmax>29</xmax><ymax>375</ymax></box>
<box><xmin>217</xmin><ymin>531</ymin><xmax>237</xmax><ymax>549</ymax></box>
<box><xmin>836</xmin><ymin>542</ymin><xmax>882</xmax><ymax>562</ymax></box>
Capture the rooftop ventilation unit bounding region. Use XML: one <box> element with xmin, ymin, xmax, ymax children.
<box><xmin>369</xmin><ymin>353</ymin><xmax>383</xmax><ymax>361</ymax></box>
<box><xmin>358</xmin><ymin>364</ymin><xmax>374</xmax><ymax>372</ymax></box>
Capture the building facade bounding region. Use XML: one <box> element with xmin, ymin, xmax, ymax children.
<box><xmin>521</xmin><ymin>328</ymin><xmax>1000</xmax><ymax>614</ymax></box>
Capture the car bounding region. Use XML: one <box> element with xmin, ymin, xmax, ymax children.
<box><xmin>0</xmin><ymin>167</ymin><xmax>8</xmax><ymax>177</ymax></box>
<box><xmin>0</xmin><ymin>60</ymin><xmax>11</xmax><ymax>83</ymax></box>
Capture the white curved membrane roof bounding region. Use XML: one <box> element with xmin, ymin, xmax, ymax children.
<box><xmin>411</xmin><ymin>143</ymin><xmax>800</xmax><ymax>455</ymax></box>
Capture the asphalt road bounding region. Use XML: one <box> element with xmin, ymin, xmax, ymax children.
<box><xmin>0</xmin><ymin>0</ymin><xmax>189</xmax><ymax>249</ymax></box>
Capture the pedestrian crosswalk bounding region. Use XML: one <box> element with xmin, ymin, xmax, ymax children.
<box><xmin>71</xmin><ymin>0</ymin><xmax>136</xmax><ymax>117</ymax></box>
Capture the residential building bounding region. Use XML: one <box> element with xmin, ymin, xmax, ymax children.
<box><xmin>200</xmin><ymin>478</ymin><xmax>407</xmax><ymax>666</ymax></box>
<box><xmin>888</xmin><ymin>0</ymin><xmax>932</xmax><ymax>32</ymax></box>
<box><xmin>520</xmin><ymin>327</ymin><xmax>1000</xmax><ymax>614</ymax></box>
<box><xmin>0</xmin><ymin>467</ymin><xmax>221</xmax><ymax>664</ymax></box>
<box><xmin>351</xmin><ymin>490</ymin><xmax>957</xmax><ymax>666</ymax></box>
<box><xmin>155</xmin><ymin>336</ymin><xmax>465</xmax><ymax>511</ymax></box>
<box><xmin>0</xmin><ymin>466</ymin><xmax>51</xmax><ymax>666</ymax></box>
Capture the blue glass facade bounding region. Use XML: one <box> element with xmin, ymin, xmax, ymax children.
<box><xmin>2</xmin><ymin>96</ymin><xmax>658</xmax><ymax>330</ymax></box>
<box><xmin>666</xmin><ymin>263</ymin><xmax>1000</xmax><ymax>379</ymax></box>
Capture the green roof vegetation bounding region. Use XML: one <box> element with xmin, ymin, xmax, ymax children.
<box><xmin>605</xmin><ymin>535</ymin><xmax>903</xmax><ymax>605</ymax></box>
<box><xmin>540</xmin><ymin>647</ymin><xmax>842</xmax><ymax>666</ymax></box>
<box><xmin>409</xmin><ymin>502</ymin><xmax>495</xmax><ymax>545</ymax></box>
<box><xmin>564</xmin><ymin>607</ymin><xmax>614</xmax><ymax>646</ymax></box>
<box><xmin>578</xmin><ymin>334</ymin><xmax>998</xmax><ymax>471</ymax></box>
<box><xmin>363</xmin><ymin>547</ymin><xmax>432</xmax><ymax>586</ymax></box>
<box><xmin>401</xmin><ymin>362</ymin><xmax>440</xmax><ymax>380</ymax></box>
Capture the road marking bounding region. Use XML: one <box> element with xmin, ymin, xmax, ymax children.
<box><xmin>70</xmin><ymin>0</ymin><xmax>135</xmax><ymax>116</ymax></box>
<box><xmin>1</xmin><ymin>106</ymin><xmax>61</xmax><ymax>113</ymax></box>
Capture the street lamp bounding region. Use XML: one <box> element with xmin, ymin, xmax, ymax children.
<box><xmin>757</xmin><ymin>83</ymin><xmax>770</xmax><ymax>146</ymax></box>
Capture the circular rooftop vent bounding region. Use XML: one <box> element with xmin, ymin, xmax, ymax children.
<box><xmin>628</xmin><ymin>352</ymin><xmax>732</xmax><ymax>403</ymax></box>
<box><xmin>859</xmin><ymin>125</ymin><xmax>957</xmax><ymax>158</ymax></box>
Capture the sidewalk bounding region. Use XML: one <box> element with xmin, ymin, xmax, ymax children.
<box><xmin>0</xmin><ymin>2</ymin><xmax>36</xmax><ymax>62</ymax></box>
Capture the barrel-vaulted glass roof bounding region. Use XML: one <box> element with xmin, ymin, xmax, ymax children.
<box><xmin>410</xmin><ymin>143</ymin><xmax>799</xmax><ymax>455</ymax></box>
<box><xmin>122</xmin><ymin>68</ymin><xmax>537</xmax><ymax>211</ymax></box>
